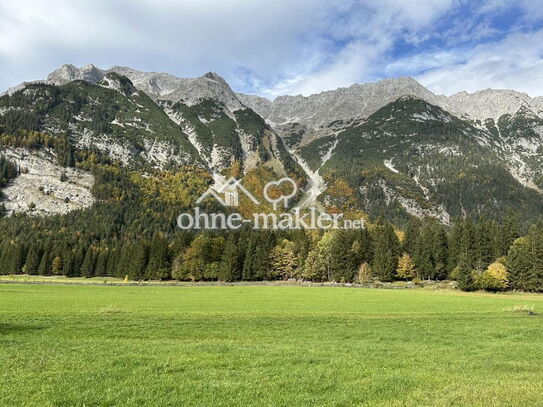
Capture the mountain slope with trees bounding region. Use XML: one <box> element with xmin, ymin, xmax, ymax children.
<box><xmin>1</xmin><ymin>65</ymin><xmax>543</xmax><ymax>291</ymax></box>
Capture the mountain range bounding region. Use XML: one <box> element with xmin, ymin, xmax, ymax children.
<box><xmin>1</xmin><ymin>64</ymin><xmax>543</xmax><ymax>225</ymax></box>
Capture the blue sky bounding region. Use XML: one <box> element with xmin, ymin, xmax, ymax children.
<box><xmin>1</xmin><ymin>0</ymin><xmax>543</xmax><ymax>98</ymax></box>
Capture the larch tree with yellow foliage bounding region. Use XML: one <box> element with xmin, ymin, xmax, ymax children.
<box><xmin>269</xmin><ymin>239</ymin><xmax>298</xmax><ymax>280</ymax></box>
<box><xmin>396</xmin><ymin>252</ymin><xmax>416</xmax><ymax>281</ymax></box>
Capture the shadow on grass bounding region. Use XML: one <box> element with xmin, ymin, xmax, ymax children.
<box><xmin>0</xmin><ymin>323</ymin><xmax>46</xmax><ymax>335</ymax></box>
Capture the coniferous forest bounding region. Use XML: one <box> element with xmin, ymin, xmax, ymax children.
<box><xmin>0</xmin><ymin>139</ymin><xmax>541</xmax><ymax>292</ymax></box>
<box><xmin>1</xmin><ymin>84</ymin><xmax>543</xmax><ymax>293</ymax></box>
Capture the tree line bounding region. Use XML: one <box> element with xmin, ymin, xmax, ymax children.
<box><xmin>1</xmin><ymin>210</ymin><xmax>542</xmax><ymax>291</ymax></box>
<box><xmin>0</xmin><ymin>127</ymin><xmax>542</xmax><ymax>292</ymax></box>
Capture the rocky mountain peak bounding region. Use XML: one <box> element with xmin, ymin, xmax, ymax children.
<box><xmin>238</xmin><ymin>76</ymin><xmax>447</xmax><ymax>129</ymax></box>
<box><xmin>18</xmin><ymin>64</ymin><xmax>246</xmax><ymax>112</ymax></box>
<box><xmin>203</xmin><ymin>71</ymin><xmax>228</xmax><ymax>85</ymax></box>
<box><xmin>100</xmin><ymin>66</ymin><xmax>243</xmax><ymax>110</ymax></box>
<box><xmin>6</xmin><ymin>64</ymin><xmax>543</xmax><ymax>128</ymax></box>
<box><xmin>3</xmin><ymin>65</ymin><xmax>543</xmax><ymax>225</ymax></box>
<box><xmin>47</xmin><ymin>63</ymin><xmax>104</xmax><ymax>85</ymax></box>
<box><xmin>446</xmin><ymin>88</ymin><xmax>542</xmax><ymax>121</ymax></box>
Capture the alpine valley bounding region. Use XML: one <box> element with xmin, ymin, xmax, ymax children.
<box><xmin>2</xmin><ymin>64</ymin><xmax>543</xmax><ymax>225</ymax></box>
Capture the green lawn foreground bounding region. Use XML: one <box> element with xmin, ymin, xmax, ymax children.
<box><xmin>1</xmin><ymin>285</ymin><xmax>542</xmax><ymax>406</ymax></box>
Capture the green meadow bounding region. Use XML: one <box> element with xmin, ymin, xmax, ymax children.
<box><xmin>1</xmin><ymin>284</ymin><xmax>542</xmax><ymax>406</ymax></box>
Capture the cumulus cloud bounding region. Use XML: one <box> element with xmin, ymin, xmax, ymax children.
<box><xmin>262</xmin><ymin>0</ymin><xmax>454</xmax><ymax>97</ymax></box>
<box><xmin>0</xmin><ymin>0</ymin><xmax>332</xmax><ymax>92</ymax></box>
<box><xmin>0</xmin><ymin>0</ymin><xmax>542</xmax><ymax>98</ymax></box>
<box><xmin>416</xmin><ymin>30</ymin><xmax>543</xmax><ymax>96</ymax></box>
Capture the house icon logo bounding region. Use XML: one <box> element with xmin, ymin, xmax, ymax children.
<box><xmin>196</xmin><ymin>177</ymin><xmax>260</xmax><ymax>207</ymax></box>
<box><xmin>181</xmin><ymin>176</ymin><xmax>365</xmax><ymax>231</ymax></box>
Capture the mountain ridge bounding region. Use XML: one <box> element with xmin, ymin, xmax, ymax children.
<box><xmin>2</xmin><ymin>64</ymin><xmax>543</xmax><ymax>225</ymax></box>
<box><xmin>6</xmin><ymin>64</ymin><xmax>543</xmax><ymax>128</ymax></box>
<box><xmin>238</xmin><ymin>80</ymin><xmax>543</xmax><ymax>128</ymax></box>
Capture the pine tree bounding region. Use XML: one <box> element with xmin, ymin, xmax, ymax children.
<box><xmin>456</xmin><ymin>256</ymin><xmax>476</xmax><ymax>291</ymax></box>
<box><xmin>62</xmin><ymin>248</ymin><xmax>74</xmax><ymax>277</ymax></box>
<box><xmin>506</xmin><ymin>237</ymin><xmax>532</xmax><ymax>291</ymax></box>
<box><xmin>219</xmin><ymin>235</ymin><xmax>241</xmax><ymax>282</ymax></box>
<box><xmin>145</xmin><ymin>239</ymin><xmax>170</xmax><ymax>280</ymax></box>
<box><xmin>487</xmin><ymin>220</ymin><xmax>502</xmax><ymax>260</ymax></box>
<box><xmin>402</xmin><ymin>220</ymin><xmax>420</xmax><ymax>255</ymax></box>
<box><xmin>69</xmin><ymin>246</ymin><xmax>84</xmax><ymax>277</ymax></box>
<box><xmin>94</xmin><ymin>249</ymin><xmax>109</xmax><ymax>277</ymax></box>
<box><xmin>460</xmin><ymin>219</ymin><xmax>478</xmax><ymax>270</ymax></box>
<box><xmin>242</xmin><ymin>236</ymin><xmax>257</xmax><ymax>281</ymax></box>
<box><xmin>414</xmin><ymin>226</ymin><xmax>433</xmax><ymax>279</ymax></box>
<box><xmin>350</xmin><ymin>229</ymin><xmax>372</xmax><ymax>267</ymax></box>
<box><xmin>24</xmin><ymin>245</ymin><xmax>42</xmax><ymax>275</ymax></box>
<box><xmin>293</xmin><ymin>230</ymin><xmax>312</xmax><ymax>271</ymax></box>
<box><xmin>527</xmin><ymin>224</ymin><xmax>543</xmax><ymax>291</ymax></box>
<box><xmin>106</xmin><ymin>247</ymin><xmax>120</xmax><ymax>277</ymax></box>
<box><xmin>447</xmin><ymin>220</ymin><xmax>464</xmax><ymax>274</ymax></box>
<box><xmin>38</xmin><ymin>251</ymin><xmax>51</xmax><ymax>276</ymax></box>
<box><xmin>115</xmin><ymin>243</ymin><xmax>132</xmax><ymax>278</ymax></box>
<box><xmin>0</xmin><ymin>242</ymin><xmax>8</xmax><ymax>273</ymax></box>
<box><xmin>475</xmin><ymin>219</ymin><xmax>494</xmax><ymax>270</ymax></box>
<box><xmin>252</xmin><ymin>232</ymin><xmax>274</xmax><ymax>280</ymax></box>
<box><xmin>5</xmin><ymin>243</ymin><xmax>26</xmax><ymax>275</ymax></box>
<box><xmin>80</xmin><ymin>248</ymin><xmax>96</xmax><ymax>278</ymax></box>
<box><xmin>371</xmin><ymin>223</ymin><xmax>401</xmax><ymax>282</ymax></box>
<box><xmin>252</xmin><ymin>245</ymin><xmax>270</xmax><ymax>280</ymax></box>
<box><xmin>432</xmin><ymin>225</ymin><xmax>448</xmax><ymax>280</ymax></box>
<box><xmin>499</xmin><ymin>210</ymin><xmax>520</xmax><ymax>256</ymax></box>
<box><xmin>329</xmin><ymin>230</ymin><xmax>358</xmax><ymax>282</ymax></box>
<box><xmin>127</xmin><ymin>242</ymin><xmax>148</xmax><ymax>281</ymax></box>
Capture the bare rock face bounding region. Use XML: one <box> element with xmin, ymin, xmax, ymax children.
<box><xmin>0</xmin><ymin>148</ymin><xmax>95</xmax><ymax>216</ymax></box>
<box><xmin>47</xmin><ymin>64</ymin><xmax>104</xmax><ymax>85</ymax></box>
<box><xmin>238</xmin><ymin>79</ymin><xmax>543</xmax><ymax>128</ymax></box>
<box><xmin>446</xmin><ymin>89</ymin><xmax>543</xmax><ymax>121</ymax></box>
<box><xmin>236</xmin><ymin>93</ymin><xmax>273</xmax><ymax>120</ymax></box>
<box><xmin>6</xmin><ymin>64</ymin><xmax>543</xmax><ymax>129</ymax></box>
<box><xmin>43</xmin><ymin>64</ymin><xmax>245</xmax><ymax>111</ymax></box>
<box><xmin>238</xmin><ymin>77</ymin><xmax>450</xmax><ymax>128</ymax></box>
<box><xmin>105</xmin><ymin>67</ymin><xmax>244</xmax><ymax>111</ymax></box>
<box><xmin>0</xmin><ymin>64</ymin><xmax>234</xmax><ymax>111</ymax></box>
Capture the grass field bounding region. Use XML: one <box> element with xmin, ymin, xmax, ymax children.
<box><xmin>1</xmin><ymin>284</ymin><xmax>543</xmax><ymax>406</ymax></box>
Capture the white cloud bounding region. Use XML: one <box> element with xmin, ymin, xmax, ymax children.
<box><xmin>0</xmin><ymin>0</ymin><xmax>542</xmax><ymax>98</ymax></box>
<box><xmin>262</xmin><ymin>41</ymin><xmax>384</xmax><ymax>97</ymax></box>
<box><xmin>0</xmin><ymin>0</ymin><xmax>332</xmax><ymax>91</ymax></box>
<box><xmin>416</xmin><ymin>30</ymin><xmax>543</xmax><ymax>96</ymax></box>
<box><xmin>261</xmin><ymin>0</ymin><xmax>453</xmax><ymax>97</ymax></box>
